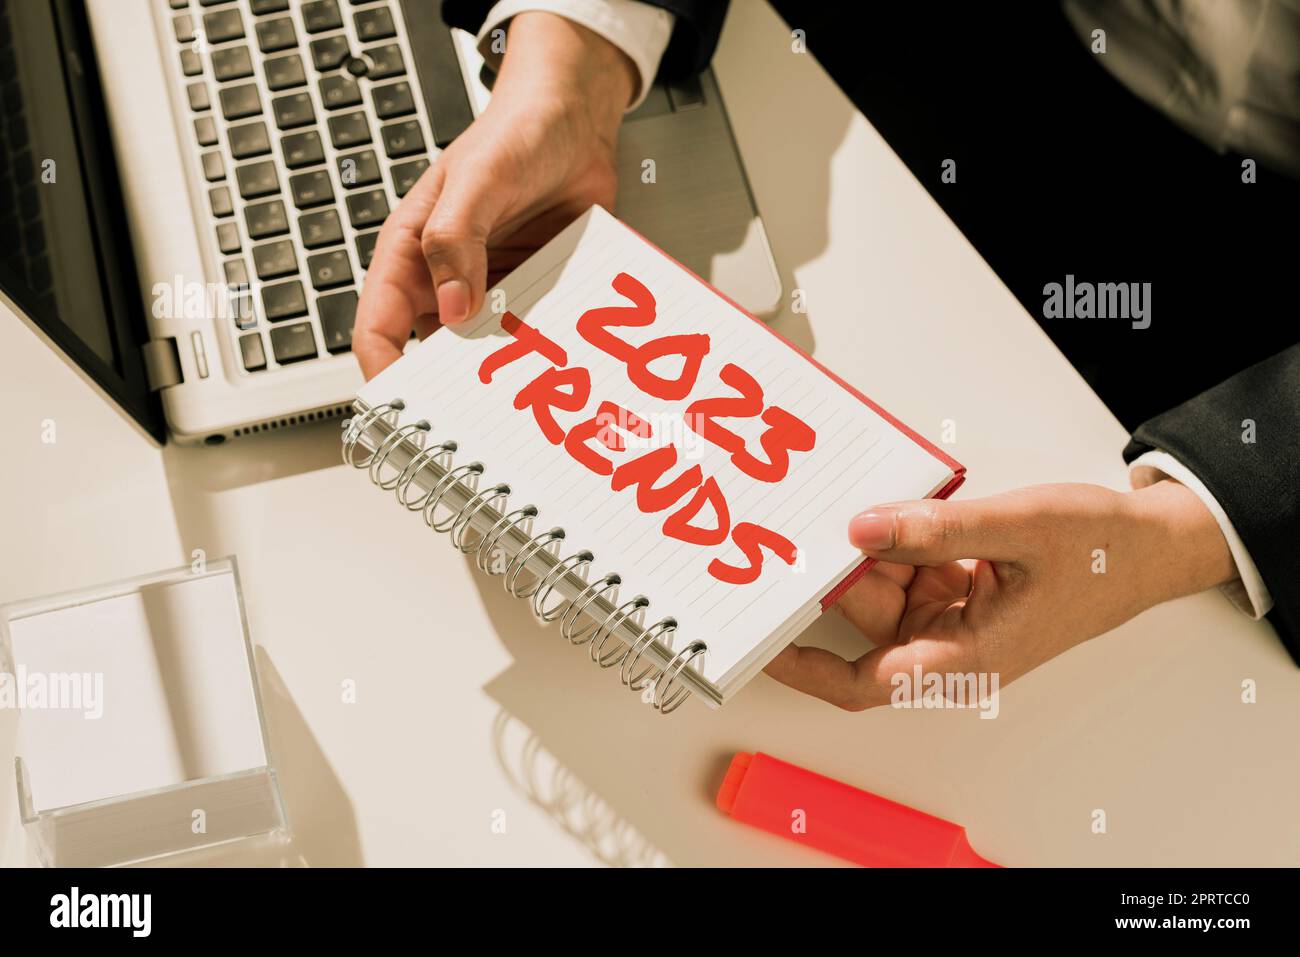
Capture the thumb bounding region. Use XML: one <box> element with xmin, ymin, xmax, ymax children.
<box><xmin>420</xmin><ymin>170</ymin><xmax>507</xmax><ymax>325</ymax></box>
<box><xmin>847</xmin><ymin>498</ymin><xmax>1024</xmax><ymax>566</ymax></box>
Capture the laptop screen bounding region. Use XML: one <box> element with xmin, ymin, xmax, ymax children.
<box><xmin>0</xmin><ymin>0</ymin><xmax>164</xmax><ymax>440</ymax></box>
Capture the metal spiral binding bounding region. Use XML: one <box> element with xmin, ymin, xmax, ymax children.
<box><xmin>370</xmin><ymin>420</ymin><xmax>430</xmax><ymax>489</ymax></box>
<box><xmin>349</xmin><ymin>397</ymin><xmax>711</xmax><ymax>714</ymax></box>
<box><xmin>591</xmin><ymin>596</ymin><xmax>649</xmax><ymax>668</ymax></box>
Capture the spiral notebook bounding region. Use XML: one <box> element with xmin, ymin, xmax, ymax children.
<box><xmin>344</xmin><ymin>206</ymin><xmax>965</xmax><ymax>714</ymax></box>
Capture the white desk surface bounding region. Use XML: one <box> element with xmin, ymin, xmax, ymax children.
<box><xmin>2</xmin><ymin>1</ymin><xmax>1297</xmax><ymax>868</ymax></box>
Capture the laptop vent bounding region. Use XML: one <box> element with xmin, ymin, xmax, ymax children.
<box><xmin>230</xmin><ymin>404</ymin><xmax>352</xmax><ymax>438</ymax></box>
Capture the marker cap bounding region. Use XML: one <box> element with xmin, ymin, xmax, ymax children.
<box><xmin>717</xmin><ymin>751</ymin><xmax>999</xmax><ymax>868</ymax></box>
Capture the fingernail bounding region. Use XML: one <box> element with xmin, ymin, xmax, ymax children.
<box><xmin>436</xmin><ymin>278</ymin><xmax>471</xmax><ymax>324</ymax></box>
<box><xmin>848</xmin><ymin>508</ymin><xmax>896</xmax><ymax>550</ymax></box>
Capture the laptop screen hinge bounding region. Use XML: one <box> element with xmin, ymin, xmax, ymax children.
<box><xmin>141</xmin><ymin>338</ymin><xmax>183</xmax><ymax>391</ymax></box>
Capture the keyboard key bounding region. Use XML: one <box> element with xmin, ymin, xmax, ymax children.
<box><xmin>187</xmin><ymin>81</ymin><xmax>211</xmax><ymax>112</ymax></box>
<box><xmin>320</xmin><ymin>75</ymin><xmax>361</xmax><ymax>110</ymax></box>
<box><xmin>281</xmin><ymin>130</ymin><xmax>325</xmax><ymax>169</ymax></box>
<box><xmin>252</xmin><ymin>239</ymin><xmax>298</xmax><ymax>279</ymax></box>
<box><xmin>273</xmin><ymin>93</ymin><xmax>315</xmax><ymax>130</ymax></box>
<box><xmin>194</xmin><ymin>115</ymin><xmax>218</xmax><ymax>146</ymax></box>
<box><xmin>201</xmin><ymin>151</ymin><xmax>225</xmax><ymax>181</ymax></box>
<box><xmin>271</xmin><ymin>322</ymin><xmax>318</xmax><ymax>363</ymax></box>
<box><xmin>380</xmin><ymin>119</ymin><xmax>423</xmax><ymax>158</ymax></box>
<box><xmin>317</xmin><ymin>290</ymin><xmax>358</xmax><ymax>353</ymax></box>
<box><xmin>355</xmin><ymin>230</ymin><xmax>379</xmax><ymax>269</ymax></box>
<box><xmin>216</xmin><ymin>222</ymin><xmax>241</xmax><ymax>254</ymax></box>
<box><xmin>262</xmin><ymin>280</ymin><xmax>308</xmax><ymax>321</ymax></box>
<box><xmin>219</xmin><ymin>83</ymin><xmax>261</xmax><ymax>120</ymax></box>
<box><xmin>372</xmin><ymin>80</ymin><xmax>414</xmax><ymax>119</ymax></box>
<box><xmin>327</xmin><ymin>111</ymin><xmax>370</xmax><ymax>148</ymax></box>
<box><xmin>230</xmin><ymin>292</ymin><xmax>256</xmax><ymax>329</ymax></box>
<box><xmin>245</xmin><ymin>199</ymin><xmax>289</xmax><ymax>239</ymax></box>
<box><xmin>180</xmin><ymin>49</ymin><xmax>203</xmax><ymax>77</ymax></box>
<box><xmin>302</xmin><ymin>0</ymin><xmax>343</xmax><ymax>33</ymax></box>
<box><xmin>344</xmin><ymin>188</ymin><xmax>388</xmax><ymax>229</ymax></box>
<box><xmin>228</xmin><ymin>121</ymin><xmax>271</xmax><ymax>159</ymax></box>
<box><xmin>289</xmin><ymin>169</ymin><xmax>334</xmax><ymax>209</ymax></box>
<box><xmin>235</xmin><ymin>160</ymin><xmax>279</xmax><ymax>199</ymax></box>
<box><xmin>250</xmin><ymin>0</ymin><xmax>290</xmax><ymax>14</ymax></box>
<box><xmin>173</xmin><ymin>14</ymin><xmax>196</xmax><ymax>44</ymax></box>
<box><xmin>201</xmin><ymin>8</ymin><xmax>244</xmax><ymax>44</ymax></box>
<box><xmin>239</xmin><ymin>333</ymin><xmax>267</xmax><ymax>371</ymax></box>
<box><xmin>223</xmin><ymin>258</ymin><xmax>250</xmax><ymax>287</ymax></box>
<box><xmin>212</xmin><ymin>45</ymin><xmax>253</xmax><ymax>82</ymax></box>
<box><xmin>390</xmin><ymin>157</ymin><xmax>428</xmax><ymax>197</ymax></box>
<box><xmin>307</xmin><ymin>249</ymin><xmax>353</xmax><ymax>290</ymax></box>
<box><xmin>337</xmin><ymin>148</ymin><xmax>380</xmax><ymax>187</ymax></box>
<box><xmin>255</xmin><ymin>17</ymin><xmax>297</xmax><ymax>54</ymax></box>
<box><xmin>354</xmin><ymin>6</ymin><xmax>395</xmax><ymax>41</ymax></box>
<box><xmin>310</xmin><ymin>35</ymin><xmax>351</xmax><ymax>71</ymax></box>
<box><xmin>264</xmin><ymin>53</ymin><xmax>306</xmax><ymax>91</ymax></box>
<box><xmin>364</xmin><ymin>43</ymin><xmax>404</xmax><ymax>79</ymax></box>
<box><xmin>209</xmin><ymin>185</ymin><xmax>234</xmax><ymax>217</ymax></box>
<box><xmin>170</xmin><ymin>0</ymin><xmax>188</xmax><ymax>9</ymax></box>
<box><xmin>418</xmin><ymin>23</ymin><xmax>475</xmax><ymax>146</ymax></box>
<box><xmin>299</xmin><ymin>209</ymin><xmax>344</xmax><ymax>248</ymax></box>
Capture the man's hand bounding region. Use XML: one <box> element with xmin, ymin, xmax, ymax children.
<box><xmin>354</xmin><ymin>12</ymin><xmax>637</xmax><ymax>380</ymax></box>
<box><xmin>764</xmin><ymin>481</ymin><xmax>1239</xmax><ymax>710</ymax></box>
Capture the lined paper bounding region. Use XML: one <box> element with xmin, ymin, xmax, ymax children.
<box><xmin>360</xmin><ymin>207</ymin><xmax>954</xmax><ymax>691</ymax></box>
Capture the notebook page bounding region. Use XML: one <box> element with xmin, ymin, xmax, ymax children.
<box><xmin>359</xmin><ymin>206</ymin><xmax>954</xmax><ymax>692</ymax></box>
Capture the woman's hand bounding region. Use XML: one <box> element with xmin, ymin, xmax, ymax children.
<box><xmin>353</xmin><ymin>11</ymin><xmax>637</xmax><ymax>380</ymax></box>
<box><xmin>764</xmin><ymin>480</ymin><xmax>1239</xmax><ymax>710</ymax></box>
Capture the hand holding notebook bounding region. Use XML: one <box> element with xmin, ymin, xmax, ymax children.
<box><xmin>345</xmin><ymin>206</ymin><xmax>964</xmax><ymax>713</ymax></box>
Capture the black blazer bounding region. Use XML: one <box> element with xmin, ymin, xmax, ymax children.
<box><xmin>439</xmin><ymin>0</ymin><xmax>1300</xmax><ymax>663</ymax></box>
<box><xmin>1123</xmin><ymin>345</ymin><xmax>1300</xmax><ymax>663</ymax></box>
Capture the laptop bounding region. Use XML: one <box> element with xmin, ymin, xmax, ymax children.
<box><xmin>0</xmin><ymin>0</ymin><xmax>781</xmax><ymax>446</ymax></box>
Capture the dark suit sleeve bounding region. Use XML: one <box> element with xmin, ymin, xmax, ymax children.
<box><xmin>1122</xmin><ymin>343</ymin><xmax>1300</xmax><ymax>663</ymax></box>
<box><xmin>640</xmin><ymin>0</ymin><xmax>729</xmax><ymax>79</ymax></box>
<box><xmin>439</xmin><ymin>1</ymin><xmax>729</xmax><ymax>81</ymax></box>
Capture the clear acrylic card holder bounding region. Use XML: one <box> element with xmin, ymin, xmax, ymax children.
<box><xmin>0</xmin><ymin>557</ymin><xmax>287</xmax><ymax>867</ymax></box>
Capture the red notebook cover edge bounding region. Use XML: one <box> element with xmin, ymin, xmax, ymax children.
<box><xmin>604</xmin><ymin>208</ymin><xmax>968</xmax><ymax>615</ymax></box>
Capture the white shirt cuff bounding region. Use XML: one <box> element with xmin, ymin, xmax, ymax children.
<box><xmin>1129</xmin><ymin>449</ymin><xmax>1274</xmax><ymax>619</ymax></box>
<box><xmin>476</xmin><ymin>0</ymin><xmax>675</xmax><ymax>111</ymax></box>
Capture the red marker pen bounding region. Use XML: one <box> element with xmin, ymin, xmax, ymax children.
<box><xmin>716</xmin><ymin>752</ymin><xmax>1000</xmax><ymax>868</ymax></box>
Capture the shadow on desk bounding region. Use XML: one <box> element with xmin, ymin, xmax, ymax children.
<box><xmin>707</xmin><ymin>0</ymin><xmax>859</xmax><ymax>356</ymax></box>
<box><xmin>162</xmin><ymin>417</ymin><xmax>344</xmax><ymax>497</ymax></box>
<box><xmin>469</xmin><ymin>559</ymin><xmax>873</xmax><ymax>868</ymax></box>
<box><xmin>142</xmin><ymin>649</ymin><xmax>363</xmax><ymax>868</ymax></box>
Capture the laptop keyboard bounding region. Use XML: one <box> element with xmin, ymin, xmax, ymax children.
<box><xmin>164</xmin><ymin>0</ymin><xmax>473</xmax><ymax>372</ymax></box>
<box><xmin>0</xmin><ymin>2</ymin><xmax>55</xmax><ymax>318</ymax></box>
